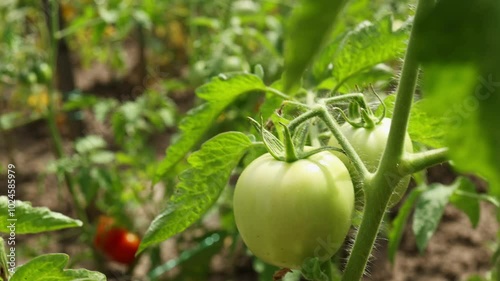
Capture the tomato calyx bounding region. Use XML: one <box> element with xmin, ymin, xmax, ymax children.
<box><xmin>331</xmin><ymin>86</ymin><xmax>387</xmax><ymax>130</ymax></box>
<box><xmin>249</xmin><ymin>117</ymin><xmax>340</xmax><ymax>163</ymax></box>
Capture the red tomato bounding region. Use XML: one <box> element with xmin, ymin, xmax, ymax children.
<box><xmin>93</xmin><ymin>216</ymin><xmax>140</xmax><ymax>265</ymax></box>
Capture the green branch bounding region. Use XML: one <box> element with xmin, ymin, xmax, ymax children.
<box><xmin>400</xmin><ymin>148</ymin><xmax>449</xmax><ymax>175</ymax></box>
<box><xmin>318</xmin><ymin>106</ymin><xmax>370</xmax><ymax>178</ymax></box>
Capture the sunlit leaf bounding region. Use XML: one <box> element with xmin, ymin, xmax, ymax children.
<box><xmin>155</xmin><ymin>74</ymin><xmax>266</xmax><ymax>181</ymax></box>
<box><xmin>314</xmin><ymin>16</ymin><xmax>410</xmax><ymax>91</ymax></box>
<box><xmin>0</xmin><ymin>197</ymin><xmax>82</xmax><ymax>234</ymax></box>
<box><xmin>140</xmin><ymin>132</ymin><xmax>253</xmax><ymax>252</ymax></box>
<box><xmin>10</xmin><ymin>254</ymin><xmax>105</xmax><ymax>281</ymax></box>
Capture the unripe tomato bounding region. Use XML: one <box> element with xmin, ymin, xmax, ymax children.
<box><xmin>233</xmin><ymin>151</ymin><xmax>354</xmax><ymax>269</ymax></box>
<box><xmin>34</xmin><ymin>63</ymin><xmax>52</xmax><ymax>84</ymax></box>
<box><xmin>329</xmin><ymin>118</ymin><xmax>413</xmax><ymax>206</ymax></box>
<box><xmin>93</xmin><ymin>216</ymin><xmax>140</xmax><ymax>265</ymax></box>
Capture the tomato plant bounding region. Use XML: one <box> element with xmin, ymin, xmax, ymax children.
<box><xmin>2</xmin><ymin>0</ymin><xmax>500</xmax><ymax>280</ymax></box>
<box><xmin>233</xmin><ymin>151</ymin><xmax>354</xmax><ymax>269</ymax></box>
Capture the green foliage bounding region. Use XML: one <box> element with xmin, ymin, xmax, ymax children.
<box><xmin>411</xmin><ymin>178</ymin><xmax>484</xmax><ymax>253</ymax></box>
<box><xmin>140</xmin><ymin>132</ymin><xmax>253</xmax><ymax>253</ymax></box>
<box><xmin>0</xmin><ymin>197</ymin><xmax>82</xmax><ymax>234</ymax></box>
<box><xmin>378</xmin><ymin>94</ymin><xmax>446</xmax><ymax>148</ymax></box>
<box><xmin>415</xmin><ymin>0</ymin><xmax>500</xmax><ymax>197</ymax></box>
<box><xmin>313</xmin><ymin>16</ymin><xmax>410</xmax><ymax>91</ymax></box>
<box><xmin>9</xmin><ymin>254</ymin><xmax>106</xmax><ymax>281</ymax></box>
<box><xmin>412</xmin><ymin>183</ymin><xmax>455</xmax><ymax>253</ymax></box>
<box><xmin>0</xmin><ymin>237</ymin><xmax>9</xmax><ymax>281</ymax></box>
<box><xmin>155</xmin><ymin>74</ymin><xmax>266</xmax><ymax>180</ymax></box>
<box><xmin>283</xmin><ymin>0</ymin><xmax>349</xmax><ymax>92</ymax></box>
<box><xmin>450</xmin><ymin>178</ymin><xmax>481</xmax><ymax>228</ymax></box>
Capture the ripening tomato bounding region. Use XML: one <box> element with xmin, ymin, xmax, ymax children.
<box><xmin>94</xmin><ymin>216</ymin><xmax>140</xmax><ymax>265</ymax></box>
<box><xmin>233</xmin><ymin>151</ymin><xmax>354</xmax><ymax>269</ymax></box>
<box><xmin>329</xmin><ymin>118</ymin><xmax>413</xmax><ymax>206</ymax></box>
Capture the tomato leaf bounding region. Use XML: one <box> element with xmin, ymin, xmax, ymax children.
<box><xmin>388</xmin><ymin>186</ymin><xmax>424</xmax><ymax>263</ymax></box>
<box><xmin>10</xmin><ymin>254</ymin><xmax>105</xmax><ymax>281</ymax></box>
<box><xmin>314</xmin><ymin>16</ymin><xmax>410</xmax><ymax>91</ymax></box>
<box><xmin>155</xmin><ymin>74</ymin><xmax>266</xmax><ymax>181</ymax></box>
<box><xmin>412</xmin><ymin>182</ymin><xmax>458</xmax><ymax>253</ymax></box>
<box><xmin>449</xmin><ymin>177</ymin><xmax>480</xmax><ymax>228</ymax></box>
<box><xmin>0</xmin><ymin>196</ymin><xmax>82</xmax><ymax>234</ymax></box>
<box><xmin>282</xmin><ymin>0</ymin><xmax>349</xmax><ymax>92</ymax></box>
<box><xmin>415</xmin><ymin>0</ymin><xmax>500</xmax><ymax>197</ymax></box>
<box><xmin>140</xmin><ymin>132</ymin><xmax>253</xmax><ymax>253</ymax></box>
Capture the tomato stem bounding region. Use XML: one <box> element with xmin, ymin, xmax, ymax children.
<box><xmin>45</xmin><ymin>0</ymin><xmax>88</xmax><ymax>226</ymax></box>
<box><xmin>400</xmin><ymin>147</ymin><xmax>449</xmax><ymax>175</ymax></box>
<box><xmin>319</xmin><ymin>106</ymin><xmax>370</xmax><ymax>178</ymax></box>
<box><xmin>267</xmin><ymin>86</ymin><xmax>295</xmax><ymax>100</ymax></box>
<box><xmin>281</xmin><ymin>123</ymin><xmax>299</xmax><ymax>162</ymax></box>
<box><xmin>340</xmin><ymin>0</ymin><xmax>436</xmax><ymax>280</ymax></box>
<box><xmin>322</xmin><ymin>93</ymin><xmax>369</xmax><ymax>110</ymax></box>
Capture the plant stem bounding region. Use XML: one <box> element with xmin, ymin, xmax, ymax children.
<box><xmin>319</xmin><ymin>106</ymin><xmax>370</xmax><ymax>178</ymax></box>
<box><xmin>341</xmin><ymin>0</ymin><xmax>435</xmax><ymax>280</ymax></box>
<box><xmin>400</xmin><ymin>148</ymin><xmax>449</xmax><ymax>174</ymax></box>
<box><xmin>322</xmin><ymin>93</ymin><xmax>368</xmax><ymax>109</ymax></box>
<box><xmin>46</xmin><ymin>0</ymin><xmax>88</xmax><ymax>226</ymax></box>
<box><xmin>267</xmin><ymin>87</ymin><xmax>295</xmax><ymax>100</ymax></box>
<box><xmin>306</xmin><ymin>91</ymin><xmax>321</xmax><ymax>147</ymax></box>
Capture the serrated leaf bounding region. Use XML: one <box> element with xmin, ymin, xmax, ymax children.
<box><xmin>412</xmin><ymin>183</ymin><xmax>458</xmax><ymax>253</ymax></box>
<box><xmin>155</xmin><ymin>74</ymin><xmax>266</xmax><ymax>181</ymax></box>
<box><xmin>315</xmin><ymin>16</ymin><xmax>410</xmax><ymax>91</ymax></box>
<box><xmin>388</xmin><ymin>186</ymin><xmax>424</xmax><ymax>263</ymax></box>
<box><xmin>140</xmin><ymin>132</ymin><xmax>253</xmax><ymax>253</ymax></box>
<box><xmin>0</xmin><ymin>197</ymin><xmax>82</xmax><ymax>234</ymax></box>
<box><xmin>10</xmin><ymin>254</ymin><xmax>106</xmax><ymax>281</ymax></box>
<box><xmin>450</xmin><ymin>177</ymin><xmax>480</xmax><ymax>228</ymax></box>
<box><xmin>283</xmin><ymin>0</ymin><xmax>349</xmax><ymax>92</ymax></box>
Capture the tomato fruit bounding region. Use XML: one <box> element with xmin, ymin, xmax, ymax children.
<box><xmin>233</xmin><ymin>151</ymin><xmax>354</xmax><ymax>269</ymax></box>
<box><xmin>93</xmin><ymin>216</ymin><xmax>140</xmax><ymax>265</ymax></box>
<box><xmin>34</xmin><ymin>63</ymin><xmax>52</xmax><ymax>84</ymax></box>
<box><xmin>329</xmin><ymin>118</ymin><xmax>413</xmax><ymax>206</ymax></box>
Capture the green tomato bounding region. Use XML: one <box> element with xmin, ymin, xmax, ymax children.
<box><xmin>34</xmin><ymin>63</ymin><xmax>53</xmax><ymax>84</ymax></box>
<box><xmin>329</xmin><ymin>118</ymin><xmax>413</xmax><ymax>206</ymax></box>
<box><xmin>233</xmin><ymin>151</ymin><xmax>354</xmax><ymax>269</ymax></box>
